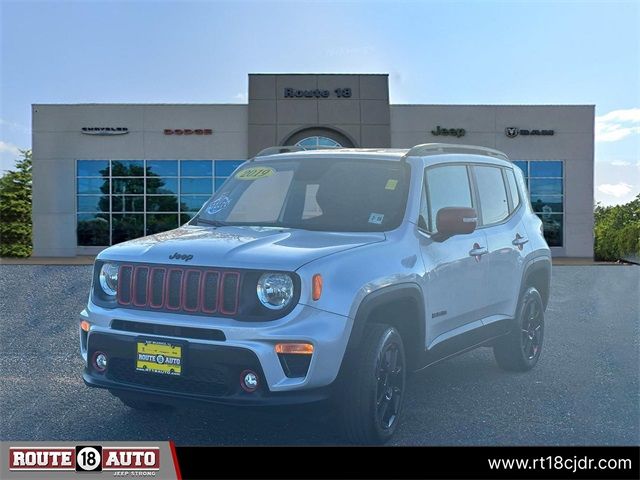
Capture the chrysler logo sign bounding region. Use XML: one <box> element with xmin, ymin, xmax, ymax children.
<box><xmin>81</xmin><ymin>127</ymin><xmax>128</xmax><ymax>135</ymax></box>
<box><xmin>505</xmin><ymin>127</ymin><xmax>554</xmax><ymax>138</ymax></box>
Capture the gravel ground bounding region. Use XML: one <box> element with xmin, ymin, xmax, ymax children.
<box><xmin>0</xmin><ymin>265</ymin><xmax>638</xmax><ymax>445</ymax></box>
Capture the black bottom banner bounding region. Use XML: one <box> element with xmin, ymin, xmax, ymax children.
<box><xmin>175</xmin><ymin>446</ymin><xmax>639</xmax><ymax>480</ymax></box>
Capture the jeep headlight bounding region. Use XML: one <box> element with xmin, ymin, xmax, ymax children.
<box><xmin>257</xmin><ymin>273</ymin><xmax>294</xmax><ymax>310</ymax></box>
<box><xmin>98</xmin><ymin>262</ymin><xmax>119</xmax><ymax>297</ymax></box>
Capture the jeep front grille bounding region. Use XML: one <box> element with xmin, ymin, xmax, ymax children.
<box><xmin>117</xmin><ymin>264</ymin><xmax>240</xmax><ymax>316</ymax></box>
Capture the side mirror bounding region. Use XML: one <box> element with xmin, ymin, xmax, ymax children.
<box><xmin>435</xmin><ymin>207</ymin><xmax>478</xmax><ymax>238</ymax></box>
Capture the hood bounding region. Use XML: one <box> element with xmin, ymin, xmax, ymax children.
<box><xmin>98</xmin><ymin>225</ymin><xmax>385</xmax><ymax>271</ymax></box>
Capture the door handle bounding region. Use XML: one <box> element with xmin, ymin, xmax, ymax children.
<box><xmin>512</xmin><ymin>233</ymin><xmax>529</xmax><ymax>247</ymax></box>
<box><xmin>469</xmin><ymin>243</ymin><xmax>488</xmax><ymax>257</ymax></box>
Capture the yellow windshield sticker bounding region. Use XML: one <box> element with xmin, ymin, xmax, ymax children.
<box><xmin>385</xmin><ymin>179</ymin><xmax>398</xmax><ymax>190</ymax></box>
<box><xmin>235</xmin><ymin>167</ymin><xmax>275</xmax><ymax>180</ymax></box>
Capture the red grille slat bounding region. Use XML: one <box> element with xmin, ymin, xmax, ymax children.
<box><xmin>116</xmin><ymin>264</ymin><xmax>240</xmax><ymax>317</ymax></box>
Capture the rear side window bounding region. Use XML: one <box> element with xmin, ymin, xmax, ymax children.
<box><xmin>505</xmin><ymin>169</ymin><xmax>521</xmax><ymax>211</ymax></box>
<box><xmin>474</xmin><ymin>166</ymin><xmax>509</xmax><ymax>225</ymax></box>
<box><xmin>425</xmin><ymin>165</ymin><xmax>473</xmax><ymax>232</ymax></box>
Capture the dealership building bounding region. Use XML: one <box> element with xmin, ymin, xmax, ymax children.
<box><xmin>32</xmin><ymin>73</ymin><xmax>594</xmax><ymax>258</ymax></box>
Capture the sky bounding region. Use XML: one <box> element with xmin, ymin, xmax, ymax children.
<box><xmin>1</xmin><ymin>0</ymin><xmax>638</xmax><ymax>206</ymax></box>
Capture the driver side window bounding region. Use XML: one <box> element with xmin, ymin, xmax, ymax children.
<box><xmin>423</xmin><ymin>165</ymin><xmax>473</xmax><ymax>233</ymax></box>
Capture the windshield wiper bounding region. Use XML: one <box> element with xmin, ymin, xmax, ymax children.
<box><xmin>194</xmin><ymin>218</ymin><xmax>229</xmax><ymax>227</ymax></box>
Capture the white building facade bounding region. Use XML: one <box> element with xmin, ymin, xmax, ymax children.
<box><xmin>32</xmin><ymin>74</ymin><xmax>594</xmax><ymax>257</ymax></box>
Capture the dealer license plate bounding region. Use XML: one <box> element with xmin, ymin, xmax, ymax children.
<box><xmin>136</xmin><ymin>339</ymin><xmax>182</xmax><ymax>376</ymax></box>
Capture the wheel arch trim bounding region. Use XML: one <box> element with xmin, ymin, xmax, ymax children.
<box><xmin>339</xmin><ymin>283</ymin><xmax>425</xmax><ymax>374</ymax></box>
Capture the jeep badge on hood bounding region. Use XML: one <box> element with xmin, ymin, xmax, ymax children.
<box><xmin>169</xmin><ymin>252</ymin><xmax>193</xmax><ymax>261</ymax></box>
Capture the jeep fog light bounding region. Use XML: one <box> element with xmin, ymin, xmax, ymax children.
<box><xmin>257</xmin><ymin>273</ymin><xmax>294</xmax><ymax>310</ymax></box>
<box><xmin>240</xmin><ymin>369</ymin><xmax>259</xmax><ymax>392</ymax></box>
<box><xmin>99</xmin><ymin>263</ymin><xmax>119</xmax><ymax>296</ymax></box>
<box><xmin>93</xmin><ymin>351</ymin><xmax>108</xmax><ymax>372</ymax></box>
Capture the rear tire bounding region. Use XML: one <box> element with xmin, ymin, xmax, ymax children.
<box><xmin>494</xmin><ymin>287</ymin><xmax>544</xmax><ymax>372</ymax></box>
<box><xmin>111</xmin><ymin>391</ymin><xmax>174</xmax><ymax>412</ymax></box>
<box><xmin>341</xmin><ymin>323</ymin><xmax>406</xmax><ymax>444</ymax></box>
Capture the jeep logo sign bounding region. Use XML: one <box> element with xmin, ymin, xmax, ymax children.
<box><xmin>169</xmin><ymin>252</ymin><xmax>193</xmax><ymax>261</ymax></box>
<box><xmin>431</xmin><ymin>126</ymin><xmax>466</xmax><ymax>138</ymax></box>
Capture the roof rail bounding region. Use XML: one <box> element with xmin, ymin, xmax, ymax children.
<box><xmin>253</xmin><ymin>145</ymin><xmax>342</xmax><ymax>160</ymax></box>
<box><xmin>403</xmin><ymin>143</ymin><xmax>508</xmax><ymax>161</ymax></box>
<box><xmin>254</xmin><ymin>146</ymin><xmax>305</xmax><ymax>157</ymax></box>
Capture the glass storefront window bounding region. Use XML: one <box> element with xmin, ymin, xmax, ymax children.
<box><xmin>215</xmin><ymin>160</ymin><xmax>244</xmax><ymax>177</ymax></box>
<box><xmin>514</xmin><ymin>160</ymin><xmax>564</xmax><ymax>247</ymax></box>
<box><xmin>112</xmin><ymin>196</ymin><xmax>145</xmax><ymax>212</ymax></box>
<box><xmin>537</xmin><ymin>213</ymin><xmax>563</xmax><ymax>247</ymax></box>
<box><xmin>530</xmin><ymin>161</ymin><xmax>562</xmax><ymax>178</ymax></box>
<box><xmin>180</xmin><ymin>195</ymin><xmax>209</xmax><ymax>212</ymax></box>
<box><xmin>531</xmin><ymin>195</ymin><xmax>563</xmax><ymax>213</ymax></box>
<box><xmin>146</xmin><ymin>160</ymin><xmax>178</xmax><ymax>177</ymax></box>
<box><xmin>112</xmin><ymin>178</ymin><xmax>144</xmax><ymax>194</ymax></box>
<box><xmin>111</xmin><ymin>160</ymin><xmax>144</xmax><ymax>176</ymax></box>
<box><xmin>146</xmin><ymin>195</ymin><xmax>180</xmax><ymax>212</ymax></box>
<box><xmin>112</xmin><ymin>214</ymin><xmax>144</xmax><ymax>244</ymax></box>
<box><xmin>77</xmin><ymin>160</ymin><xmax>109</xmax><ymax>177</ymax></box>
<box><xmin>146</xmin><ymin>214</ymin><xmax>179</xmax><ymax>235</ymax></box>
<box><xmin>180</xmin><ymin>178</ymin><xmax>212</xmax><ymax>195</ymax></box>
<box><xmin>76</xmin><ymin>213</ymin><xmax>110</xmax><ymax>246</ymax></box>
<box><xmin>529</xmin><ymin>178</ymin><xmax>563</xmax><ymax>196</ymax></box>
<box><xmin>181</xmin><ymin>160</ymin><xmax>212</xmax><ymax>177</ymax></box>
<box><xmin>77</xmin><ymin>196</ymin><xmax>105</xmax><ymax>212</ymax></box>
<box><xmin>77</xmin><ymin>178</ymin><xmax>107</xmax><ymax>194</ymax></box>
<box><xmin>146</xmin><ymin>177</ymin><xmax>178</xmax><ymax>195</ymax></box>
<box><xmin>295</xmin><ymin>136</ymin><xmax>342</xmax><ymax>148</ymax></box>
<box><xmin>76</xmin><ymin>159</ymin><xmax>241</xmax><ymax>246</ymax></box>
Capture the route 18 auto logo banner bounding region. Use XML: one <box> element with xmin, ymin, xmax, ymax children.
<box><xmin>1</xmin><ymin>441</ymin><xmax>180</xmax><ymax>479</ymax></box>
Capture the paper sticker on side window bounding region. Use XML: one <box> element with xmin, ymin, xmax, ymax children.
<box><xmin>235</xmin><ymin>167</ymin><xmax>275</xmax><ymax>180</ymax></box>
<box><xmin>385</xmin><ymin>179</ymin><xmax>398</xmax><ymax>190</ymax></box>
<box><xmin>368</xmin><ymin>213</ymin><xmax>384</xmax><ymax>224</ymax></box>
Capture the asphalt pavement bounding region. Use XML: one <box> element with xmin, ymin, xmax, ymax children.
<box><xmin>0</xmin><ymin>265</ymin><xmax>638</xmax><ymax>445</ymax></box>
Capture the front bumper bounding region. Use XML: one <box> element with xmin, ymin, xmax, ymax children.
<box><xmin>80</xmin><ymin>302</ymin><xmax>351</xmax><ymax>405</ymax></box>
<box><xmin>84</xmin><ymin>332</ymin><xmax>331</xmax><ymax>406</ymax></box>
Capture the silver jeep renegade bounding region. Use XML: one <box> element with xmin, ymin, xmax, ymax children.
<box><xmin>80</xmin><ymin>143</ymin><xmax>551</xmax><ymax>444</ymax></box>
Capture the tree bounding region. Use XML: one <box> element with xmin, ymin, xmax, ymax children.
<box><xmin>594</xmin><ymin>194</ymin><xmax>640</xmax><ymax>262</ymax></box>
<box><xmin>0</xmin><ymin>149</ymin><xmax>32</xmax><ymax>257</ymax></box>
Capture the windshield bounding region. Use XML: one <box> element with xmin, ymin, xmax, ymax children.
<box><xmin>192</xmin><ymin>158</ymin><xmax>410</xmax><ymax>232</ymax></box>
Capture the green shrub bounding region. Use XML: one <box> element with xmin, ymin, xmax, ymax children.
<box><xmin>594</xmin><ymin>194</ymin><xmax>640</xmax><ymax>261</ymax></box>
<box><xmin>0</xmin><ymin>150</ymin><xmax>32</xmax><ymax>257</ymax></box>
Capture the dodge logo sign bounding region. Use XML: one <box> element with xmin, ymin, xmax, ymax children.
<box><xmin>505</xmin><ymin>127</ymin><xmax>554</xmax><ymax>138</ymax></box>
<box><xmin>164</xmin><ymin>129</ymin><xmax>212</xmax><ymax>135</ymax></box>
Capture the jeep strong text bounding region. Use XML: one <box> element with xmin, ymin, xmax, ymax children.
<box><xmin>80</xmin><ymin>143</ymin><xmax>551</xmax><ymax>444</ymax></box>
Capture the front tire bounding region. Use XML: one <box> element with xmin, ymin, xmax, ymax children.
<box><xmin>341</xmin><ymin>324</ymin><xmax>406</xmax><ymax>444</ymax></box>
<box><xmin>493</xmin><ymin>287</ymin><xmax>545</xmax><ymax>372</ymax></box>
